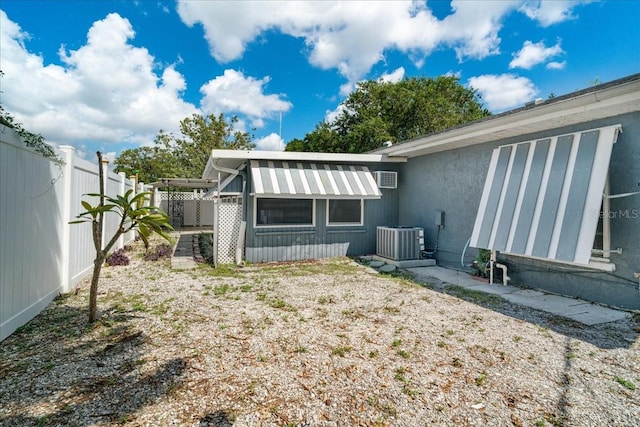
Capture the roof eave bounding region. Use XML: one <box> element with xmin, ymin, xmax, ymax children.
<box><xmin>376</xmin><ymin>75</ymin><xmax>640</xmax><ymax>158</ymax></box>
<box><xmin>208</xmin><ymin>149</ymin><xmax>407</xmax><ymax>163</ymax></box>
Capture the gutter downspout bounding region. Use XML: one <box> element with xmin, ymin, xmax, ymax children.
<box><xmin>212</xmin><ymin>159</ymin><xmax>247</xmax><ymax>197</ymax></box>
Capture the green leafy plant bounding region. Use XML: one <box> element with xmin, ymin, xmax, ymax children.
<box><xmin>614</xmin><ymin>375</ymin><xmax>636</xmax><ymax>390</ymax></box>
<box><xmin>0</xmin><ymin>103</ymin><xmax>63</xmax><ymax>166</ymax></box>
<box><xmin>331</xmin><ymin>346</ymin><xmax>352</xmax><ymax>357</ymax></box>
<box><xmin>70</xmin><ymin>152</ymin><xmax>173</xmax><ymax>322</ymax></box>
<box><xmin>472</xmin><ymin>249</ymin><xmax>491</xmax><ymax>277</ymax></box>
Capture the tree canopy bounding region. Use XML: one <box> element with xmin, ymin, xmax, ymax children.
<box><xmin>286</xmin><ymin>75</ymin><xmax>490</xmax><ymax>153</ymax></box>
<box><xmin>114</xmin><ymin>113</ymin><xmax>253</xmax><ymax>183</ymax></box>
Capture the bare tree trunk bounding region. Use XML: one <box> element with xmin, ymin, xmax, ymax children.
<box><xmin>88</xmin><ymin>151</ymin><xmax>106</xmax><ymax>323</ymax></box>
<box><xmin>88</xmin><ymin>256</ymin><xmax>104</xmax><ymax>323</ymax></box>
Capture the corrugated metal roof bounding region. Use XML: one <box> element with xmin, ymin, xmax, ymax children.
<box><xmin>470</xmin><ymin>124</ymin><xmax>620</xmax><ymax>265</ymax></box>
<box><xmin>250</xmin><ymin>160</ymin><xmax>382</xmax><ymax>199</ymax></box>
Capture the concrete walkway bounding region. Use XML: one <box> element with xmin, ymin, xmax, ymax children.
<box><xmin>408</xmin><ymin>266</ymin><xmax>630</xmax><ymax>326</ymax></box>
<box><xmin>171</xmin><ymin>232</ymin><xmax>199</xmax><ymax>269</ymax></box>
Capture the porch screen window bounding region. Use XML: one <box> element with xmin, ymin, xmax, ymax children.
<box><xmin>256</xmin><ymin>198</ymin><xmax>313</xmax><ymax>226</ymax></box>
<box><xmin>470</xmin><ymin>124</ymin><xmax>620</xmax><ymax>265</ymax></box>
<box><xmin>328</xmin><ymin>199</ymin><xmax>363</xmax><ymax>225</ymax></box>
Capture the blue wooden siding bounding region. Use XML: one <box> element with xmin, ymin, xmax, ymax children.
<box><xmin>244</xmin><ymin>163</ymin><xmax>398</xmax><ymax>262</ymax></box>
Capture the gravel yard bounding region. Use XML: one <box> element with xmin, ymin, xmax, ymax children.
<box><xmin>1</xmin><ymin>238</ymin><xmax>639</xmax><ymax>427</ymax></box>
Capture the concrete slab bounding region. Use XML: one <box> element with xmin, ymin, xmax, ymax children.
<box><xmin>171</xmin><ymin>232</ymin><xmax>198</xmax><ymax>270</ymax></box>
<box><xmin>463</xmin><ymin>283</ymin><xmax>519</xmax><ymax>296</ymax></box>
<box><xmin>371</xmin><ymin>256</ymin><xmax>436</xmax><ymax>268</ymax></box>
<box><xmin>406</xmin><ymin>266</ymin><xmax>630</xmax><ymax>326</ymax></box>
<box><xmin>570</xmin><ymin>309</ymin><xmax>630</xmax><ymax>326</ymax></box>
<box><xmin>379</xmin><ymin>264</ymin><xmax>397</xmax><ymax>273</ymax></box>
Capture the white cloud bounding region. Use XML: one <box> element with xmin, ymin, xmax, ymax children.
<box><xmin>440</xmin><ymin>0</ymin><xmax>520</xmax><ymax>61</ymax></box>
<box><xmin>254</xmin><ymin>133</ymin><xmax>285</xmax><ymax>151</ymax></box>
<box><xmin>468</xmin><ymin>74</ymin><xmax>538</xmax><ymax>111</ymax></box>
<box><xmin>509</xmin><ymin>40</ymin><xmax>564</xmax><ymax>69</ymax></box>
<box><xmin>199</xmin><ymin>69</ymin><xmax>292</xmax><ymax>129</ymax></box>
<box><xmin>0</xmin><ymin>11</ymin><xmax>197</xmax><ymax>149</ymax></box>
<box><xmin>324</xmin><ymin>104</ymin><xmax>347</xmax><ymax>124</ymax></box>
<box><xmin>176</xmin><ymin>0</ymin><xmax>522</xmax><ymax>94</ymax></box>
<box><xmin>546</xmin><ymin>61</ymin><xmax>566</xmax><ymax>70</ymax></box>
<box><xmin>519</xmin><ymin>0</ymin><xmax>587</xmax><ymax>27</ymax></box>
<box><xmin>103</xmin><ymin>151</ymin><xmax>117</xmax><ymax>164</ymax></box>
<box><xmin>379</xmin><ymin>67</ymin><xmax>405</xmax><ymax>83</ymax></box>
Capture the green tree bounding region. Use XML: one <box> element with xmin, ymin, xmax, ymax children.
<box><xmin>113</xmin><ymin>144</ymin><xmax>180</xmax><ymax>184</ymax></box>
<box><xmin>71</xmin><ymin>152</ymin><xmax>173</xmax><ymax>322</ymax></box>
<box><xmin>171</xmin><ymin>113</ymin><xmax>254</xmax><ymax>178</ymax></box>
<box><xmin>286</xmin><ymin>121</ymin><xmax>344</xmax><ymax>153</ymax></box>
<box><xmin>114</xmin><ymin>113</ymin><xmax>254</xmax><ymax>180</ymax></box>
<box><xmin>287</xmin><ymin>75</ymin><xmax>490</xmax><ymax>153</ymax></box>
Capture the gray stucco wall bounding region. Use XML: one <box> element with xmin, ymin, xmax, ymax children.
<box><xmin>244</xmin><ymin>163</ymin><xmax>399</xmax><ymax>262</ymax></box>
<box><xmin>398</xmin><ymin>112</ymin><xmax>640</xmax><ymax>309</ymax></box>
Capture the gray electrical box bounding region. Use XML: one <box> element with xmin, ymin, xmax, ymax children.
<box><xmin>435</xmin><ymin>211</ymin><xmax>445</xmax><ymax>228</ymax></box>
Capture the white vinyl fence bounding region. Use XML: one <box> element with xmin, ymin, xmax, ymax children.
<box><xmin>0</xmin><ymin>124</ymin><xmax>142</xmax><ymax>341</ymax></box>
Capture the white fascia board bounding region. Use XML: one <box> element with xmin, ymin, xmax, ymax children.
<box><xmin>379</xmin><ymin>80</ymin><xmax>640</xmax><ymax>159</ymax></box>
<box><xmin>209</xmin><ymin>149</ymin><xmax>407</xmax><ymax>163</ymax></box>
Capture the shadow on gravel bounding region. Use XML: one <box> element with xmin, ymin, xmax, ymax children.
<box><xmin>199</xmin><ymin>410</ymin><xmax>236</xmax><ymax>427</ymax></box>
<box><xmin>0</xmin><ymin>294</ymin><xmax>187</xmax><ymax>426</ymax></box>
<box><xmin>402</xmin><ymin>272</ymin><xmax>639</xmax><ymax>350</ymax></box>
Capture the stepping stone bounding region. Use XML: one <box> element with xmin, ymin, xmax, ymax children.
<box><xmin>369</xmin><ymin>261</ymin><xmax>385</xmax><ymax>268</ymax></box>
<box><xmin>379</xmin><ymin>264</ymin><xmax>397</xmax><ymax>273</ymax></box>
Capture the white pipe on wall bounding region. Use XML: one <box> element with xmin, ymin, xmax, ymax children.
<box><xmin>489</xmin><ymin>250</ymin><xmax>510</xmax><ymax>285</ymax></box>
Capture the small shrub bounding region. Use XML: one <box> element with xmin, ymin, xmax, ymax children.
<box><xmin>107</xmin><ymin>248</ymin><xmax>130</xmax><ymax>266</ymax></box>
<box><xmin>198</xmin><ymin>233</ymin><xmax>214</xmax><ymax>264</ymax></box>
<box><xmin>144</xmin><ymin>243</ymin><xmax>173</xmax><ymax>261</ymax></box>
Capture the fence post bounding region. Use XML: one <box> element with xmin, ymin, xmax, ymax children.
<box><xmin>129</xmin><ymin>175</ymin><xmax>137</xmax><ymax>194</ymax></box>
<box><xmin>59</xmin><ymin>145</ymin><xmax>75</xmax><ymax>293</ymax></box>
<box><xmin>117</xmin><ymin>172</ymin><xmax>126</xmax><ymax>250</ymax></box>
<box><xmin>101</xmin><ymin>158</ymin><xmax>109</xmax><ymax>251</ymax></box>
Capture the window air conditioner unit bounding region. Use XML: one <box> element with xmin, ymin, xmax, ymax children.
<box><xmin>374</xmin><ymin>171</ymin><xmax>397</xmax><ymax>189</ymax></box>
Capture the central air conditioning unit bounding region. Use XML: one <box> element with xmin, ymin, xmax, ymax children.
<box><xmin>376</xmin><ymin>226</ymin><xmax>424</xmax><ymax>261</ymax></box>
<box><xmin>374</xmin><ymin>171</ymin><xmax>397</xmax><ymax>189</ymax></box>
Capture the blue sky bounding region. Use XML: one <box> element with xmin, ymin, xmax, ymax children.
<box><xmin>1</xmin><ymin>1</ymin><xmax>639</xmax><ymax>161</ymax></box>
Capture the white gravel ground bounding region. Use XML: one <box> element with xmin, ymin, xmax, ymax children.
<box><xmin>1</xmin><ymin>238</ymin><xmax>638</xmax><ymax>426</ymax></box>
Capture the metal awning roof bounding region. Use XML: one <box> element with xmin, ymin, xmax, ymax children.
<box><xmin>149</xmin><ymin>178</ymin><xmax>218</xmax><ymax>189</ymax></box>
<box><xmin>250</xmin><ymin>160</ymin><xmax>382</xmax><ymax>199</ymax></box>
<box><xmin>470</xmin><ymin>124</ymin><xmax>621</xmax><ymax>265</ymax></box>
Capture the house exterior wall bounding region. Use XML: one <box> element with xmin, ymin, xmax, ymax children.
<box><xmin>398</xmin><ymin>111</ymin><xmax>640</xmax><ymax>309</ymax></box>
<box><xmin>243</xmin><ymin>164</ymin><xmax>399</xmax><ymax>263</ymax></box>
